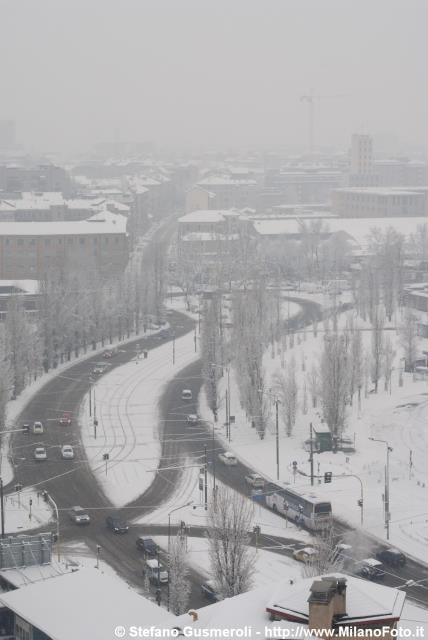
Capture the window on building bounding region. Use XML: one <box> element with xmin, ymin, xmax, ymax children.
<box><xmin>104</xmin><ymin>237</ymin><xmax>109</xmax><ymax>244</ymax></box>
<box><xmin>57</xmin><ymin>238</ymin><xmax>62</xmax><ymax>245</ymax></box>
<box><xmin>68</xmin><ymin>238</ymin><xmax>73</xmax><ymax>244</ymax></box>
<box><xmin>93</xmin><ymin>237</ymin><xmax>98</xmax><ymax>244</ymax></box>
<box><xmin>79</xmin><ymin>237</ymin><xmax>85</xmax><ymax>245</ymax></box>
<box><xmin>29</xmin><ymin>238</ymin><xmax>35</xmax><ymax>245</ymax></box>
<box><xmin>115</xmin><ymin>237</ymin><xmax>119</xmax><ymax>244</ymax></box>
<box><xmin>17</xmin><ymin>238</ymin><xmax>24</xmax><ymax>246</ymax></box>
<box><xmin>45</xmin><ymin>238</ymin><xmax>51</xmax><ymax>246</ymax></box>
<box><xmin>5</xmin><ymin>238</ymin><xmax>10</xmax><ymax>245</ymax></box>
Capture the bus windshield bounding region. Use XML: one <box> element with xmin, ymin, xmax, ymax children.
<box><xmin>314</xmin><ymin>502</ymin><xmax>332</xmax><ymax>516</ymax></box>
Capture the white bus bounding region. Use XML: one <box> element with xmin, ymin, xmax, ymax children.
<box><xmin>265</xmin><ymin>482</ymin><xmax>332</xmax><ymax>531</ymax></box>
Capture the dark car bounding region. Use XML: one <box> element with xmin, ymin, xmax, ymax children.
<box><xmin>136</xmin><ymin>537</ymin><xmax>159</xmax><ymax>556</ymax></box>
<box><xmin>103</xmin><ymin>347</ymin><xmax>118</xmax><ymax>358</ymax></box>
<box><xmin>376</xmin><ymin>548</ymin><xmax>406</xmax><ymax>568</ymax></box>
<box><xmin>158</xmin><ymin>329</ymin><xmax>170</xmax><ymax>339</ymax></box>
<box><xmin>92</xmin><ymin>362</ymin><xmax>109</xmax><ymax>375</ymax></box>
<box><xmin>106</xmin><ymin>516</ymin><xmax>129</xmax><ymax>533</ymax></box>
<box><xmin>22</xmin><ymin>423</ymin><xmax>30</xmax><ymax>435</ymax></box>
<box><xmin>201</xmin><ymin>581</ymin><xmax>219</xmax><ymax>601</ymax></box>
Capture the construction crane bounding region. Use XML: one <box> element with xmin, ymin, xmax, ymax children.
<box><xmin>300</xmin><ymin>90</ymin><xmax>348</xmax><ymax>154</ymax></box>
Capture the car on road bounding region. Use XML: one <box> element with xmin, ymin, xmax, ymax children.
<box><xmin>58</xmin><ymin>412</ymin><xmax>72</xmax><ymax>425</ymax></box>
<box><xmin>181</xmin><ymin>389</ymin><xmax>192</xmax><ymax>401</ymax></box>
<box><xmin>145</xmin><ymin>558</ymin><xmax>168</xmax><ymax>584</ymax></box>
<box><xmin>33</xmin><ymin>421</ymin><xmax>44</xmax><ymax>434</ymax></box>
<box><xmin>158</xmin><ymin>329</ymin><xmax>170</xmax><ymax>339</ymax></box>
<box><xmin>166</xmin><ymin>310</ymin><xmax>174</xmax><ymax>316</ymax></box>
<box><xmin>103</xmin><ymin>347</ymin><xmax>118</xmax><ymax>358</ymax></box>
<box><xmin>136</xmin><ymin>537</ymin><xmax>159</xmax><ymax>556</ymax></box>
<box><xmin>201</xmin><ymin>581</ymin><xmax>219</xmax><ymax>601</ymax></box>
<box><xmin>106</xmin><ymin>516</ymin><xmax>129</xmax><ymax>533</ymax></box>
<box><xmin>61</xmin><ymin>445</ymin><xmax>74</xmax><ymax>460</ymax></box>
<box><xmin>376</xmin><ymin>548</ymin><xmax>406</xmax><ymax>568</ymax></box>
<box><xmin>92</xmin><ymin>362</ymin><xmax>109</xmax><ymax>375</ymax></box>
<box><xmin>34</xmin><ymin>446</ymin><xmax>47</xmax><ymax>461</ymax></box>
<box><xmin>359</xmin><ymin>558</ymin><xmax>385</xmax><ymax>581</ymax></box>
<box><xmin>218</xmin><ymin>451</ymin><xmax>238</xmax><ymax>466</ymax></box>
<box><xmin>293</xmin><ymin>547</ymin><xmax>318</xmax><ymax>563</ymax></box>
<box><xmin>22</xmin><ymin>423</ymin><xmax>30</xmax><ymax>435</ymax></box>
<box><xmin>186</xmin><ymin>414</ymin><xmax>199</xmax><ymax>424</ymax></box>
<box><xmin>69</xmin><ymin>506</ymin><xmax>90</xmax><ymax>525</ymax></box>
<box><xmin>244</xmin><ymin>473</ymin><xmax>265</xmax><ymax>489</ymax></box>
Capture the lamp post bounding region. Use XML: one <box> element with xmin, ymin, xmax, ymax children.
<box><xmin>369</xmin><ymin>437</ymin><xmax>393</xmax><ymax>539</ymax></box>
<box><xmin>167</xmin><ymin>501</ymin><xmax>193</xmax><ymax>612</ymax></box>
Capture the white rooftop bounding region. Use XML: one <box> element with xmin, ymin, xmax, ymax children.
<box><xmin>0</xmin><ymin>216</ymin><xmax>127</xmax><ymax>236</ymax></box>
<box><xmin>0</xmin><ymin>568</ymin><xmax>174</xmax><ymax>640</ymax></box>
<box><xmin>178</xmin><ymin>209</ymin><xmax>242</xmax><ymax>224</ymax></box>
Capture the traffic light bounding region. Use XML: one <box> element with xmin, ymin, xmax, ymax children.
<box><xmin>357</xmin><ymin>499</ymin><xmax>363</xmax><ymax>507</ymax></box>
<box><xmin>324</xmin><ymin>472</ymin><xmax>332</xmax><ymax>483</ymax></box>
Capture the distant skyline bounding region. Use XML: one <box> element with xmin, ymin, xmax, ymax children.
<box><xmin>1</xmin><ymin>0</ymin><xmax>427</xmax><ymax>154</ymax></box>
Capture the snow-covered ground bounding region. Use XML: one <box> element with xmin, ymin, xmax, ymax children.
<box><xmin>2</xmin><ymin>487</ymin><xmax>54</xmax><ymax>534</ymax></box>
<box><xmin>198</xmin><ymin>302</ymin><xmax>428</xmax><ymax>564</ymax></box>
<box><xmin>79</xmin><ymin>329</ymin><xmax>200</xmax><ymax>506</ymax></box>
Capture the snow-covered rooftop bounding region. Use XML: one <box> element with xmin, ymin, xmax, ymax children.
<box><xmin>0</xmin><ymin>216</ymin><xmax>127</xmax><ymax>236</ymax></box>
<box><xmin>251</xmin><ymin>216</ymin><xmax>428</xmax><ymax>248</ymax></box>
<box><xmin>0</xmin><ymin>568</ymin><xmax>174</xmax><ymax>640</ymax></box>
<box><xmin>178</xmin><ymin>209</ymin><xmax>241</xmax><ymax>223</ymax></box>
<box><xmin>197</xmin><ymin>176</ymin><xmax>257</xmax><ymax>187</ymax></box>
<box><xmin>0</xmin><ymin>280</ymin><xmax>39</xmax><ymax>295</ymax></box>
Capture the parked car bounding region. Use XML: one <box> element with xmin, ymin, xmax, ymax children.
<box><xmin>293</xmin><ymin>547</ymin><xmax>318</xmax><ymax>563</ymax></box>
<box><xmin>245</xmin><ymin>473</ymin><xmax>265</xmax><ymax>489</ymax></box>
<box><xmin>69</xmin><ymin>506</ymin><xmax>90</xmax><ymax>525</ymax></box>
<box><xmin>186</xmin><ymin>414</ymin><xmax>199</xmax><ymax>424</ymax></box>
<box><xmin>218</xmin><ymin>452</ymin><xmax>238</xmax><ymax>466</ymax></box>
<box><xmin>103</xmin><ymin>347</ymin><xmax>118</xmax><ymax>358</ymax></box>
<box><xmin>376</xmin><ymin>548</ymin><xmax>406</xmax><ymax>568</ymax></box>
<box><xmin>359</xmin><ymin>558</ymin><xmax>385</xmax><ymax>581</ymax></box>
<box><xmin>181</xmin><ymin>389</ymin><xmax>192</xmax><ymax>401</ymax></box>
<box><xmin>33</xmin><ymin>421</ymin><xmax>44</xmax><ymax>435</ymax></box>
<box><xmin>61</xmin><ymin>445</ymin><xmax>74</xmax><ymax>460</ymax></box>
<box><xmin>92</xmin><ymin>362</ymin><xmax>109</xmax><ymax>375</ymax></box>
<box><xmin>58</xmin><ymin>412</ymin><xmax>72</xmax><ymax>425</ymax></box>
<box><xmin>145</xmin><ymin>558</ymin><xmax>168</xmax><ymax>584</ymax></box>
<box><xmin>136</xmin><ymin>537</ymin><xmax>159</xmax><ymax>556</ymax></box>
<box><xmin>34</xmin><ymin>446</ymin><xmax>47</xmax><ymax>461</ymax></box>
<box><xmin>106</xmin><ymin>515</ymin><xmax>129</xmax><ymax>533</ymax></box>
<box><xmin>201</xmin><ymin>581</ymin><xmax>219</xmax><ymax>601</ymax></box>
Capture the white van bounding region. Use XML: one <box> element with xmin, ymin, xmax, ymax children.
<box><xmin>145</xmin><ymin>558</ymin><xmax>168</xmax><ymax>584</ymax></box>
<box><xmin>218</xmin><ymin>451</ymin><xmax>237</xmax><ymax>466</ymax></box>
<box><xmin>181</xmin><ymin>389</ymin><xmax>192</xmax><ymax>401</ymax></box>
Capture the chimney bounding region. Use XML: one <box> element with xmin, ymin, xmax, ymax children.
<box><xmin>308</xmin><ymin>577</ymin><xmax>347</xmax><ymax>637</ymax></box>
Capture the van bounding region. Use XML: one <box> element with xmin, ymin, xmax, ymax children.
<box><xmin>181</xmin><ymin>389</ymin><xmax>192</xmax><ymax>401</ymax></box>
<box><xmin>145</xmin><ymin>558</ymin><xmax>168</xmax><ymax>584</ymax></box>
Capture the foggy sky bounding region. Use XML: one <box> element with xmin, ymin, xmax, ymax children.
<box><xmin>1</xmin><ymin>0</ymin><xmax>427</xmax><ymax>154</ymax></box>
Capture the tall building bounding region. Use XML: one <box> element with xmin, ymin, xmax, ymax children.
<box><xmin>349</xmin><ymin>134</ymin><xmax>377</xmax><ymax>186</ymax></box>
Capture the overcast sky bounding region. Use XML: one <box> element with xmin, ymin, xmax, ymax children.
<box><xmin>1</xmin><ymin>0</ymin><xmax>427</xmax><ymax>154</ymax></box>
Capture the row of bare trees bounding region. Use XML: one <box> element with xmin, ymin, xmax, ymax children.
<box><xmin>0</xmin><ymin>241</ymin><xmax>168</xmax><ymax>426</ymax></box>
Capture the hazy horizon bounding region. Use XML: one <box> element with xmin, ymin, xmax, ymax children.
<box><xmin>1</xmin><ymin>0</ymin><xmax>427</xmax><ymax>155</ymax></box>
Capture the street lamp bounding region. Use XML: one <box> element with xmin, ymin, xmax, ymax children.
<box><xmin>43</xmin><ymin>492</ymin><xmax>61</xmax><ymax>562</ymax></box>
<box><xmin>369</xmin><ymin>437</ymin><xmax>393</xmax><ymax>540</ymax></box>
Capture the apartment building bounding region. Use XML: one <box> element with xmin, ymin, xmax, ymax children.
<box><xmin>332</xmin><ymin>187</ymin><xmax>428</xmax><ymax>218</ymax></box>
<box><xmin>0</xmin><ymin>214</ymin><xmax>128</xmax><ymax>280</ymax></box>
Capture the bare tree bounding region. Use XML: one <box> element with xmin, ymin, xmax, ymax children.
<box><xmin>168</xmin><ymin>534</ymin><xmax>191</xmax><ymax>615</ymax></box>
<box><xmin>307</xmin><ymin>365</ymin><xmax>319</xmax><ymax>408</ymax></box>
<box><xmin>273</xmin><ymin>358</ymin><xmax>298</xmax><ymax>436</ymax></box>
<box><xmin>371</xmin><ymin>305</ymin><xmax>385</xmax><ymax>393</ymax></box>
<box><xmin>382</xmin><ymin>336</ymin><xmax>396</xmax><ymax>393</ymax></box>
<box><xmin>399</xmin><ymin>309</ymin><xmax>420</xmax><ymax>372</ymax></box>
<box><xmin>320</xmin><ymin>331</ymin><xmax>350</xmax><ymax>441</ymax></box>
<box><xmin>206</xmin><ymin>487</ymin><xmax>255</xmax><ymax>599</ymax></box>
<box><xmin>302</xmin><ymin>521</ymin><xmax>342</xmax><ymax>577</ymax></box>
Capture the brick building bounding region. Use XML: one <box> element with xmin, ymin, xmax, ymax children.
<box><xmin>0</xmin><ymin>214</ymin><xmax>128</xmax><ymax>280</ymax></box>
